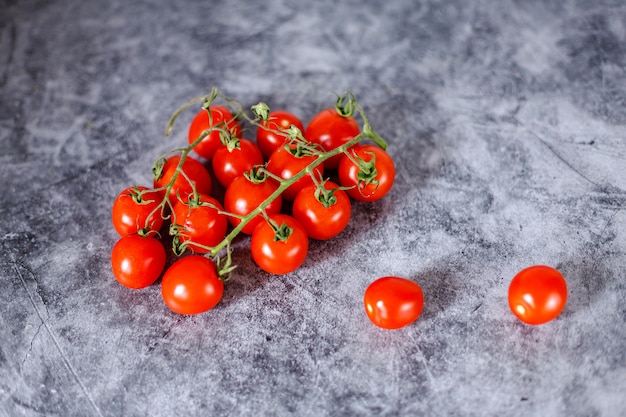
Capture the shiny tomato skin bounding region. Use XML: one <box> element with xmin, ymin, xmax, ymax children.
<box><xmin>111</xmin><ymin>186</ymin><xmax>164</xmax><ymax>236</ymax></box>
<box><xmin>508</xmin><ymin>265</ymin><xmax>567</xmax><ymax>325</ymax></box>
<box><xmin>223</xmin><ymin>175</ymin><xmax>282</xmax><ymax>235</ymax></box>
<box><xmin>153</xmin><ymin>155</ymin><xmax>212</xmax><ymax>205</ymax></box>
<box><xmin>111</xmin><ymin>234</ymin><xmax>166</xmax><ymax>289</ymax></box>
<box><xmin>212</xmin><ymin>139</ymin><xmax>264</xmax><ymax>188</ymax></box>
<box><xmin>250</xmin><ymin>214</ymin><xmax>309</xmax><ymax>275</ymax></box>
<box><xmin>161</xmin><ymin>255</ymin><xmax>223</xmax><ymax>315</ymax></box>
<box><xmin>188</xmin><ymin>105</ymin><xmax>242</xmax><ymax>160</ymax></box>
<box><xmin>364</xmin><ymin>277</ymin><xmax>424</xmax><ymax>330</ymax></box>
<box><xmin>266</xmin><ymin>145</ymin><xmax>324</xmax><ymax>201</ymax></box>
<box><xmin>172</xmin><ymin>194</ymin><xmax>228</xmax><ymax>254</ymax></box>
<box><xmin>338</xmin><ymin>145</ymin><xmax>395</xmax><ymax>202</ymax></box>
<box><xmin>292</xmin><ymin>181</ymin><xmax>351</xmax><ymax>240</ymax></box>
<box><xmin>256</xmin><ymin>110</ymin><xmax>305</xmax><ymax>159</ymax></box>
<box><xmin>304</xmin><ymin>108</ymin><xmax>360</xmax><ymax>169</ymax></box>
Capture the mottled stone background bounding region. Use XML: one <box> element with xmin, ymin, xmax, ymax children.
<box><xmin>1</xmin><ymin>0</ymin><xmax>625</xmax><ymax>416</ymax></box>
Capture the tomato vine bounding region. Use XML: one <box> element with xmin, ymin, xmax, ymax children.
<box><xmin>111</xmin><ymin>87</ymin><xmax>396</xmax><ymax>314</ymax></box>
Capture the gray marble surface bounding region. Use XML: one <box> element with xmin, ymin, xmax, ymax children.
<box><xmin>1</xmin><ymin>0</ymin><xmax>625</xmax><ymax>416</ymax></box>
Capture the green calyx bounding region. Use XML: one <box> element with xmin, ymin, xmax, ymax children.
<box><xmin>244</xmin><ymin>165</ymin><xmax>270</xmax><ymax>184</ymax></box>
<box><xmin>251</xmin><ymin>102</ymin><xmax>270</xmax><ymax>123</ymax></box>
<box><xmin>269</xmin><ymin>219</ymin><xmax>293</xmax><ymax>242</ymax></box>
<box><xmin>335</xmin><ymin>92</ymin><xmax>356</xmax><ymax>118</ymax></box>
<box><xmin>152</xmin><ymin>158</ymin><xmax>166</xmax><ymax>181</ymax></box>
<box><xmin>355</xmin><ymin>151</ymin><xmax>379</xmax><ymax>189</ymax></box>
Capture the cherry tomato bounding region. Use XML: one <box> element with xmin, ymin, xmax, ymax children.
<box><xmin>223</xmin><ymin>174</ymin><xmax>282</xmax><ymax>235</ymax></box>
<box><xmin>266</xmin><ymin>144</ymin><xmax>324</xmax><ymax>201</ymax></box>
<box><xmin>338</xmin><ymin>144</ymin><xmax>395</xmax><ymax>202</ymax></box>
<box><xmin>256</xmin><ymin>110</ymin><xmax>305</xmax><ymax>159</ymax></box>
<box><xmin>292</xmin><ymin>180</ymin><xmax>351</xmax><ymax>240</ymax></box>
<box><xmin>111</xmin><ymin>234</ymin><xmax>166</xmax><ymax>289</ymax></box>
<box><xmin>161</xmin><ymin>255</ymin><xmax>223</xmax><ymax>315</ymax></box>
<box><xmin>250</xmin><ymin>214</ymin><xmax>309</xmax><ymax>274</ymax></box>
<box><xmin>111</xmin><ymin>186</ymin><xmax>163</xmax><ymax>236</ymax></box>
<box><xmin>304</xmin><ymin>108</ymin><xmax>360</xmax><ymax>169</ymax></box>
<box><xmin>508</xmin><ymin>265</ymin><xmax>567</xmax><ymax>325</ymax></box>
<box><xmin>212</xmin><ymin>138</ymin><xmax>264</xmax><ymax>188</ymax></box>
<box><xmin>188</xmin><ymin>105</ymin><xmax>242</xmax><ymax>160</ymax></box>
<box><xmin>153</xmin><ymin>155</ymin><xmax>212</xmax><ymax>205</ymax></box>
<box><xmin>364</xmin><ymin>277</ymin><xmax>424</xmax><ymax>330</ymax></box>
<box><xmin>172</xmin><ymin>194</ymin><xmax>228</xmax><ymax>254</ymax></box>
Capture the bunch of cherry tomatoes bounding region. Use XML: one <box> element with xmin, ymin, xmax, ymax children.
<box><xmin>110</xmin><ymin>88</ymin><xmax>568</xmax><ymax>329</ymax></box>
<box><xmin>111</xmin><ymin>89</ymin><xmax>397</xmax><ymax>317</ymax></box>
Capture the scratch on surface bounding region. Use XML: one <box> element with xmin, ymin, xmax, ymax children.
<box><xmin>525</xmin><ymin>127</ymin><xmax>601</xmax><ymax>189</ymax></box>
<box><xmin>408</xmin><ymin>330</ymin><xmax>437</xmax><ymax>394</ymax></box>
<box><xmin>585</xmin><ymin>208</ymin><xmax>622</xmax><ymax>348</ymax></box>
<box><xmin>11</xmin><ymin>255</ymin><xmax>104</xmax><ymax>417</ymax></box>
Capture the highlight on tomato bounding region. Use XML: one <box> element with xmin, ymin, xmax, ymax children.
<box><xmin>508</xmin><ymin>265</ymin><xmax>567</xmax><ymax>325</ymax></box>
<box><xmin>250</xmin><ymin>214</ymin><xmax>309</xmax><ymax>274</ymax></box>
<box><xmin>161</xmin><ymin>255</ymin><xmax>224</xmax><ymax>315</ymax></box>
<box><xmin>111</xmin><ymin>186</ymin><xmax>163</xmax><ymax>236</ymax></box>
<box><xmin>339</xmin><ymin>144</ymin><xmax>395</xmax><ymax>202</ymax></box>
<box><xmin>111</xmin><ymin>234</ymin><xmax>166</xmax><ymax>289</ymax></box>
<box><xmin>188</xmin><ymin>105</ymin><xmax>242</xmax><ymax>160</ymax></box>
<box><xmin>364</xmin><ymin>276</ymin><xmax>424</xmax><ymax>330</ymax></box>
<box><xmin>292</xmin><ymin>180</ymin><xmax>351</xmax><ymax>240</ymax></box>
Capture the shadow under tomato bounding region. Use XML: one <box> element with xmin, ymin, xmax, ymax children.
<box><xmin>409</xmin><ymin>267</ymin><xmax>459</xmax><ymax>321</ymax></box>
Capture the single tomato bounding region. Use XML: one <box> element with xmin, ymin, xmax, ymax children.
<box><xmin>250</xmin><ymin>214</ymin><xmax>309</xmax><ymax>274</ymax></box>
<box><xmin>172</xmin><ymin>194</ymin><xmax>228</xmax><ymax>254</ymax></box>
<box><xmin>304</xmin><ymin>108</ymin><xmax>360</xmax><ymax>169</ymax></box>
<box><xmin>292</xmin><ymin>180</ymin><xmax>351</xmax><ymax>240</ymax></box>
<box><xmin>153</xmin><ymin>155</ymin><xmax>212</xmax><ymax>205</ymax></box>
<box><xmin>111</xmin><ymin>186</ymin><xmax>163</xmax><ymax>236</ymax></box>
<box><xmin>266</xmin><ymin>144</ymin><xmax>324</xmax><ymax>201</ymax></box>
<box><xmin>338</xmin><ymin>144</ymin><xmax>395</xmax><ymax>202</ymax></box>
<box><xmin>364</xmin><ymin>276</ymin><xmax>424</xmax><ymax>330</ymax></box>
<box><xmin>111</xmin><ymin>234</ymin><xmax>166</xmax><ymax>289</ymax></box>
<box><xmin>508</xmin><ymin>265</ymin><xmax>567</xmax><ymax>325</ymax></box>
<box><xmin>256</xmin><ymin>110</ymin><xmax>305</xmax><ymax>159</ymax></box>
<box><xmin>212</xmin><ymin>138</ymin><xmax>264</xmax><ymax>188</ymax></box>
<box><xmin>161</xmin><ymin>255</ymin><xmax>224</xmax><ymax>315</ymax></box>
<box><xmin>223</xmin><ymin>173</ymin><xmax>282</xmax><ymax>234</ymax></box>
<box><xmin>188</xmin><ymin>105</ymin><xmax>242</xmax><ymax>160</ymax></box>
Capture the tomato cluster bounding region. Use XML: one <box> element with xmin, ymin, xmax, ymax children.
<box><xmin>109</xmin><ymin>89</ymin><xmax>569</xmax><ymax>330</ymax></box>
<box><xmin>110</xmin><ymin>90</ymin><xmax>396</xmax><ymax>315</ymax></box>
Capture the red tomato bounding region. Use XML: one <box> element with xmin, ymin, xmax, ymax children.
<box><xmin>338</xmin><ymin>145</ymin><xmax>395</xmax><ymax>202</ymax></box>
<box><xmin>111</xmin><ymin>234</ymin><xmax>166</xmax><ymax>289</ymax></box>
<box><xmin>212</xmin><ymin>138</ymin><xmax>264</xmax><ymax>188</ymax></box>
<box><xmin>508</xmin><ymin>265</ymin><xmax>567</xmax><ymax>325</ymax></box>
<box><xmin>153</xmin><ymin>155</ymin><xmax>212</xmax><ymax>205</ymax></box>
<box><xmin>364</xmin><ymin>277</ymin><xmax>424</xmax><ymax>330</ymax></box>
<box><xmin>188</xmin><ymin>105</ymin><xmax>242</xmax><ymax>160</ymax></box>
<box><xmin>256</xmin><ymin>110</ymin><xmax>305</xmax><ymax>159</ymax></box>
<box><xmin>111</xmin><ymin>186</ymin><xmax>163</xmax><ymax>236</ymax></box>
<box><xmin>266</xmin><ymin>144</ymin><xmax>324</xmax><ymax>201</ymax></box>
<box><xmin>223</xmin><ymin>174</ymin><xmax>282</xmax><ymax>235</ymax></box>
<box><xmin>250</xmin><ymin>214</ymin><xmax>309</xmax><ymax>274</ymax></box>
<box><xmin>304</xmin><ymin>108</ymin><xmax>360</xmax><ymax>169</ymax></box>
<box><xmin>292</xmin><ymin>181</ymin><xmax>351</xmax><ymax>240</ymax></box>
<box><xmin>161</xmin><ymin>255</ymin><xmax>223</xmax><ymax>315</ymax></box>
<box><xmin>172</xmin><ymin>194</ymin><xmax>228</xmax><ymax>254</ymax></box>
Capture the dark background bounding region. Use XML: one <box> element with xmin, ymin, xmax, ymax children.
<box><xmin>1</xmin><ymin>0</ymin><xmax>625</xmax><ymax>416</ymax></box>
